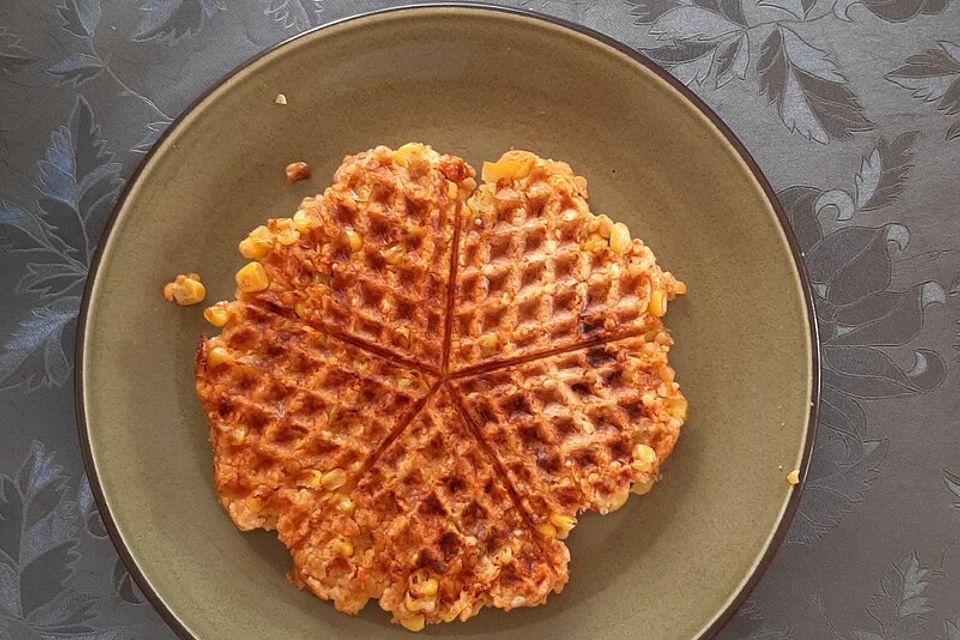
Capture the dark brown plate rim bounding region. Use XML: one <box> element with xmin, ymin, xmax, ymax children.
<box><xmin>74</xmin><ymin>4</ymin><xmax>822</xmax><ymax>639</ymax></box>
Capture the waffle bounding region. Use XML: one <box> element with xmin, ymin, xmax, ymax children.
<box><xmin>194</xmin><ymin>145</ymin><xmax>686</xmax><ymax>630</ymax></box>
<box><xmin>450</xmin><ymin>151</ymin><xmax>684</xmax><ymax>370</ymax></box>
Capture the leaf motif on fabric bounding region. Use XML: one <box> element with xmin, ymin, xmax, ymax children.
<box><xmin>944</xmin><ymin>470</ymin><xmax>960</xmax><ymax>508</ymax></box>
<box><xmin>58</xmin><ymin>0</ymin><xmax>102</xmax><ymax>38</ymax></box>
<box><xmin>886</xmin><ymin>42</ymin><xmax>960</xmax><ymax>141</ymax></box>
<box><xmin>649</xmin><ymin>6</ymin><xmax>743</xmax><ymax>42</ymax></box>
<box><xmin>133</xmin><ymin>0</ymin><xmax>226</xmax><ymax>44</ymax></box>
<box><xmin>132</xmin><ymin>120</ymin><xmax>172</xmax><ymax>154</ymax></box>
<box><xmin>863</xmin><ymin>553</ymin><xmax>933</xmax><ymax>639</ymax></box>
<box><xmin>0</xmin><ymin>297</ymin><xmax>79</xmax><ymax>390</ymax></box>
<box><xmin>0</xmin><ymin>27</ymin><xmax>36</xmax><ymax>76</ymax></box>
<box><xmin>758</xmin><ymin>26</ymin><xmax>873</xmax><ymax>144</ymax></box>
<box><xmin>46</xmin><ymin>54</ymin><xmax>104</xmax><ymax>87</ymax></box>
<box><xmin>861</xmin><ymin>0</ymin><xmax>948</xmax><ymax>22</ymax></box>
<box><xmin>77</xmin><ymin>476</ymin><xmax>107</xmax><ymax>539</ymax></box>
<box><xmin>777</xmin><ymin>186</ymin><xmax>824</xmax><ymax>253</ymax></box>
<box><xmin>623</xmin><ymin>0</ymin><xmax>684</xmax><ymax>24</ymax></box>
<box><xmin>823</xmin><ymin>346</ymin><xmax>944</xmax><ymax>398</ymax></box>
<box><xmin>112</xmin><ymin>557</ymin><xmax>143</xmax><ymax>605</ymax></box>
<box><xmin>642</xmin><ymin>40</ymin><xmax>719</xmax><ymax>86</ymax></box>
<box><xmin>831</xmin><ymin>282</ymin><xmax>944</xmax><ymax>348</ymax></box>
<box><xmin>758</xmin><ymin>0</ymin><xmax>816</xmax><ymax>19</ymax></box>
<box><xmin>263</xmin><ymin>0</ymin><xmax>323</xmax><ymax>30</ymax></box>
<box><xmin>806</xmin><ymin>226</ymin><xmax>893</xmax><ymax>304</ymax></box>
<box><xmin>714</xmin><ymin>33</ymin><xmax>749</xmax><ymax>87</ymax></box>
<box><xmin>855</xmin><ymin>132</ymin><xmax>919</xmax><ymax>211</ymax></box>
<box><xmin>692</xmin><ymin>0</ymin><xmax>747</xmax><ymax>25</ymax></box>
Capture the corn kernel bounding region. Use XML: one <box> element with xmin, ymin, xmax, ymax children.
<box><xmin>207</xmin><ymin>346</ymin><xmax>229</xmax><ymax>367</ymax></box>
<box><xmin>382</xmin><ymin>243</ymin><xmax>404</xmax><ymax>265</ymax></box>
<box><xmin>632</xmin><ymin>444</ymin><xmax>657</xmax><ymax>472</ymax></box>
<box><xmin>394</xmin><ymin>326</ymin><xmax>411</xmax><ymax>348</ymax></box>
<box><xmin>667</xmin><ymin>396</ymin><xmax>688</xmax><ymax>421</ymax></box>
<box><xmin>236</xmin><ymin>262</ymin><xmax>269</xmax><ymax>292</ymax></box>
<box><xmin>231</xmin><ymin>425</ymin><xmax>247</xmax><ymax>444</ymax></box>
<box><xmin>408</xmin><ymin>569</ymin><xmax>439</xmax><ymax>597</ymax></box>
<box><xmin>479</xmin><ymin>334</ymin><xmax>499</xmax><ymax>350</ymax></box>
<box><xmin>276</xmin><ymin>225</ymin><xmax>300</xmax><ymax>246</ymax></box>
<box><xmin>632</xmin><ymin>477</ymin><xmax>656</xmax><ymax>495</ymax></box>
<box><xmin>238</xmin><ymin>225</ymin><xmax>273</xmax><ymax>259</ymax></box>
<box><xmin>610</xmin><ymin>222</ymin><xmax>631</xmax><ymax>254</ymax></box>
<box><xmin>549</xmin><ymin>513</ymin><xmax>576</xmax><ymax>534</ymax></box>
<box><xmin>321</xmin><ymin>468</ymin><xmax>347</xmax><ymax>490</ymax></box>
<box><xmin>394</xmin><ymin>143</ymin><xmax>425</xmax><ymax>168</ymax></box>
<box><xmin>329</xmin><ymin>537</ymin><xmax>354</xmax><ymax>557</ymax></box>
<box><xmin>608</xmin><ymin>489</ymin><xmax>631</xmax><ymax>512</ymax></box>
<box><xmin>292</xmin><ymin>209</ymin><xmax>318</xmax><ymax>234</ymax></box>
<box><xmin>274</xmin><ymin>93</ymin><xmax>287</xmax><ymax>105</ymax></box>
<box><xmin>446</xmin><ymin>181</ymin><xmax>458</xmax><ymax>199</ymax></box>
<box><xmin>404</xmin><ymin>591</ymin><xmax>437</xmax><ymax>614</ymax></box>
<box><xmin>336</xmin><ymin>496</ymin><xmax>356</xmax><ymax>515</ymax></box>
<box><xmin>203</xmin><ymin>301</ymin><xmax>231</xmax><ymax>327</ymax></box>
<box><xmin>536</xmin><ymin>522</ymin><xmax>557</xmax><ymax>538</ymax></box>
<box><xmin>285</xmin><ymin>161</ymin><xmax>310</xmax><ymax>184</ymax></box>
<box><xmin>482</xmin><ymin>152</ymin><xmax>535</xmax><ymax>183</ymax></box>
<box><xmin>787</xmin><ymin>470</ymin><xmax>800</xmax><ymax>486</ymax></box>
<box><xmin>342</xmin><ymin>228</ymin><xmax>362</xmax><ymax>252</ymax></box>
<box><xmin>294</xmin><ymin>302</ymin><xmax>308</xmax><ymax>319</ymax></box>
<box><xmin>399</xmin><ymin>614</ymin><xmax>425</xmax><ymax>632</ymax></box>
<box><xmin>649</xmin><ymin>288</ymin><xmax>667</xmax><ymax>317</ymax></box>
<box><xmin>162</xmin><ymin>274</ymin><xmax>206</xmax><ymax>306</ymax></box>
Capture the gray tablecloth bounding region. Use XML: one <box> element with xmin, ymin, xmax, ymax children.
<box><xmin>1</xmin><ymin>1</ymin><xmax>958</xmax><ymax>638</ymax></box>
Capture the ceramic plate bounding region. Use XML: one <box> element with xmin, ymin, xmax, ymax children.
<box><xmin>77</xmin><ymin>5</ymin><xmax>819</xmax><ymax>640</ymax></box>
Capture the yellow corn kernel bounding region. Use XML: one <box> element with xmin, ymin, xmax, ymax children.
<box><xmin>285</xmin><ymin>161</ymin><xmax>310</xmax><ymax>184</ymax></box>
<box><xmin>294</xmin><ymin>302</ymin><xmax>308</xmax><ymax>319</ymax></box>
<box><xmin>632</xmin><ymin>444</ymin><xmax>657</xmax><ymax>472</ymax></box>
<box><xmin>206</xmin><ymin>346</ymin><xmax>229</xmax><ymax>367</ymax></box>
<box><xmin>275</xmin><ymin>225</ymin><xmax>300</xmax><ymax>246</ymax></box>
<box><xmin>786</xmin><ymin>470</ymin><xmax>800</xmax><ymax>486</ymax></box>
<box><xmin>667</xmin><ymin>396</ymin><xmax>688</xmax><ymax>421</ymax></box>
<box><xmin>408</xmin><ymin>570</ymin><xmax>439</xmax><ymax>597</ymax></box>
<box><xmin>329</xmin><ymin>538</ymin><xmax>354</xmax><ymax>557</ymax></box>
<box><xmin>321</xmin><ymin>468</ymin><xmax>347</xmax><ymax>491</ymax></box>
<box><xmin>548</xmin><ymin>513</ymin><xmax>576</xmax><ymax>534</ymax></box>
<box><xmin>394</xmin><ymin>143</ymin><xmax>425</xmax><ymax>168</ymax></box>
<box><xmin>231</xmin><ymin>425</ymin><xmax>247</xmax><ymax>444</ymax></box>
<box><xmin>342</xmin><ymin>228</ymin><xmax>362</xmax><ymax>252</ymax></box>
<box><xmin>238</xmin><ymin>225</ymin><xmax>273</xmax><ymax>259</ymax></box>
<box><xmin>482</xmin><ymin>152</ymin><xmax>535</xmax><ymax>183</ymax></box>
<box><xmin>203</xmin><ymin>301</ymin><xmax>231</xmax><ymax>327</ymax></box>
<box><xmin>674</xmin><ymin>280</ymin><xmax>688</xmax><ymax>295</ymax></box>
<box><xmin>274</xmin><ymin>93</ymin><xmax>287</xmax><ymax>105</ymax></box>
<box><xmin>536</xmin><ymin>522</ymin><xmax>557</xmax><ymax>538</ymax></box>
<box><xmin>607</xmin><ymin>489</ymin><xmax>631</xmax><ymax>512</ymax></box>
<box><xmin>163</xmin><ymin>274</ymin><xmax>206</xmax><ymax>306</ymax></box>
<box><xmin>632</xmin><ymin>477</ymin><xmax>656</xmax><ymax>495</ymax></box>
<box><xmin>292</xmin><ymin>209</ymin><xmax>318</xmax><ymax>234</ymax></box>
<box><xmin>446</xmin><ymin>181</ymin><xmax>458</xmax><ymax>199</ymax></box>
<box><xmin>404</xmin><ymin>591</ymin><xmax>437</xmax><ymax>614</ymax></box>
<box><xmin>336</xmin><ymin>495</ymin><xmax>356</xmax><ymax>515</ymax></box>
<box><xmin>382</xmin><ymin>243</ymin><xmax>404</xmax><ymax>265</ymax></box>
<box><xmin>649</xmin><ymin>288</ymin><xmax>667</xmax><ymax>318</ymax></box>
<box><xmin>610</xmin><ymin>222</ymin><xmax>631</xmax><ymax>254</ymax></box>
<box><xmin>236</xmin><ymin>262</ymin><xmax>269</xmax><ymax>292</ymax></box>
<box><xmin>394</xmin><ymin>326</ymin><xmax>411</xmax><ymax>348</ymax></box>
<box><xmin>399</xmin><ymin>614</ymin><xmax>425</xmax><ymax>632</ymax></box>
<box><xmin>478</xmin><ymin>334</ymin><xmax>499</xmax><ymax>351</ymax></box>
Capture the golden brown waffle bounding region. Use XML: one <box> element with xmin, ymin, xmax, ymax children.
<box><xmin>277</xmin><ymin>388</ymin><xmax>568</xmax><ymax>629</ymax></box>
<box><xmin>241</xmin><ymin>144</ymin><xmax>476</xmax><ymax>368</ymax></box>
<box><xmin>450</xmin><ymin>151</ymin><xmax>684</xmax><ymax>370</ymax></box>
<box><xmin>194</xmin><ymin>145</ymin><xmax>686</xmax><ymax>630</ymax></box>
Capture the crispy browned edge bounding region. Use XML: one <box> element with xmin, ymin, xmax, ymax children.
<box><xmin>74</xmin><ymin>4</ymin><xmax>822</xmax><ymax>639</ymax></box>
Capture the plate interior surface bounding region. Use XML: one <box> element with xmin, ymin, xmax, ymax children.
<box><xmin>80</xmin><ymin>7</ymin><xmax>816</xmax><ymax>640</ymax></box>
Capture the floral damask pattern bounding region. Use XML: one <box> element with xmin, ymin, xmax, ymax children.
<box><xmin>0</xmin><ymin>1</ymin><xmax>958</xmax><ymax>638</ymax></box>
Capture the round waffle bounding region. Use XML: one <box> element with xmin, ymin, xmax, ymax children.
<box><xmin>194</xmin><ymin>145</ymin><xmax>686</xmax><ymax>630</ymax></box>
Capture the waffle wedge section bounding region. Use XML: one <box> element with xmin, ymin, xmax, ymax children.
<box><xmin>195</xmin><ymin>301</ymin><xmax>436</xmax><ymax>531</ymax></box>
<box><xmin>452</xmin><ymin>329</ymin><xmax>686</xmax><ymax>535</ymax></box>
<box><xmin>277</xmin><ymin>387</ymin><xmax>569</xmax><ymax>630</ymax></box>
<box><xmin>450</xmin><ymin>150</ymin><xmax>685</xmax><ymax>370</ymax></box>
<box><xmin>240</xmin><ymin>144</ymin><xmax>476</xmax><ymax>367</ymax></box>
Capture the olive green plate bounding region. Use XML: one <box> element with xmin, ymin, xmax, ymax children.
<box><xmin>77</xmin><ymin>5</ymin><xmax>818</xmax><ymax>640</ymax></box>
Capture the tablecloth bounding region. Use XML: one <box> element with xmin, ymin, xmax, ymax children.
<box><xmin>1</xmin><ymin>1</ymin><xmax>958</xmax><ymax>638</ymax></box>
